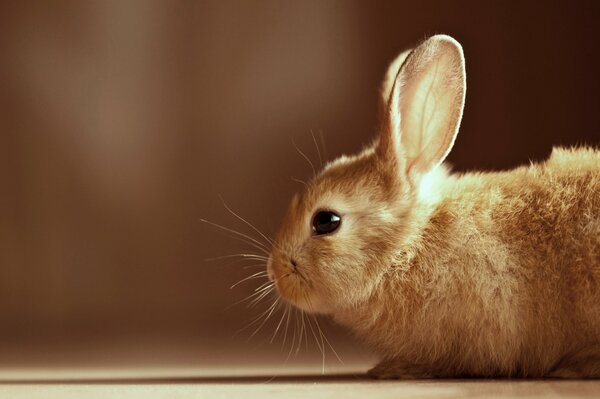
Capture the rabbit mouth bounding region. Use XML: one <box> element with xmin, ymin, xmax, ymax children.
<box><xmin>268</xmin><ymin>263</ymin><xmax>308</xmax><ymax>308</ymax></box>
<box><xmin>275</xmin><ymin>272</ymin><xmax>330</xmax><ymax>314</ymax></box>
<box><xmin>267</xmin><ymin>254</ymin><xmax>330</xmax><ymax>313</ymax></box>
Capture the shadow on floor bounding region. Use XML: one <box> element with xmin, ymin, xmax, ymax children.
<box><xmin>0</xmin><ymin>373</ymin><xmax>371</xmax><ymax>385</ymax></box>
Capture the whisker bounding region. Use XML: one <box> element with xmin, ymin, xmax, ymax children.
<box><xmin>247</xmin><ymin>272</ymin><xmax>287</xmax><ymax>308</ymax></box>
<box><xmin>222</xmin><ymin>233</ymin><xmax>271</xmax><ymax>257</ymax></box>
<box><xmin>249</xmin><ymin>297</ymin><xmax>280</xmax><ymax>339</ymax></box>
<box><xmin>302</xmin><ymin>312</ymin><xmax>309</xmax><ymax>351</ymax></box>
<box><xmin>254</xmin><ymin>279</ymin><xmax>275</xmax><ymax>292</ymax></box>
<box><xmin>286</xmin><ymin>309</ymin><xmax>298</xmax><ymax>362</ymax></box>
<box><xmin>200</xmin><ymin>218</ymin><xmax>270</xmax><ymax>254</ymax></box>
<box><xmin>294</xmin><ymin>308</ymin><xmax>304</xmax><ymax>357</ymax></box>
<box><xmin>281</xmin><ymin>303</ymin><xmax>292</xmax><ymax>349</ymax></box>
<box><xmin>230</xmin><ymin>270</ymin><xmax>268</xmax><ymax>289</ymax></box>
<box><xmin>310</xmin><ymin>129</ymin><xmax>323</xmax><ymax>170</ymax></box>
<box><xmin>206</xmin><ymin>256</ymin><xmax>266</xmax><ymax>271</ymax></box>
<box><xmin>248</xmin><ymin>285</ymin><xmax>276</xmax><ymax>308</ymax></box>
<box><xmin>306</xmin><ymin>314</ymin><xmax>325</xmax><ymax>374</ymax></box>
<box><xmin>303</xmin><ymin>293</ymin><xmax>326</xmax><ymax>374</ymax></box>
<box><xmin>314</xmin><ymin>316</ymin><xmax>327</xmax><ymax>373</ymax></box>
<box><xmin>234</xmin><ymin>294</ymin><xmax>278</xmax><ymax>337</ymax></box>
<box><xmin>292</xmin><ymin>137</ymin><xmax>316</xmax><ymax>177</ymax></box>
<box><xmin>270</xmin><ymin>304</ymin><xmax>288</xmax><ymax>343</ymax></box>
<box><xmin>291</xmin><ymin>176</ymin><xmax>308</xmax><ymax>188</ymax></box>
<box><xmin>295</xmin><ymin>310</ymin><xmax>307</xmax><ymax>357</ymax></box>
<box><xmin>243</xmin><ymin>263</ymin><xmax>268</xmax><ymax>269</ymax></box>
<box><xmin>315</xmin><ymin>316</ymin><xmax>344</xmax><ymax>364</ymax></box>
<box><xmin>219</xmin><ymin>198</ymin><xmax>275</xmax><ymax>247</ymax></box>
<box><xmin>252</xmin><ymin>271</ymin><xmax>286</xmax><ymax>293</ymax></box>
<box><xmin>284</xmin><ymin>288</ymin><xmax>300</xmax><ymax>362</ymax></box>
<box><xmin>224</xmin><ymin>282</ymin><xmax>274</xmax><ymax>310</ymax></box>
<box><xmin>233</xmin><ymin>264</ymin><xmax>266</xmax><ymax>271</ymax></box>
<box><xmin>303</xmin><ymin>292</ymin><xmax>343</xmax><ymax>365</ymax></box>
<box><xmin>205</xmin><ymin>254</ymin><xmax>269</xmax><ymax>262</ymax></box>
<box><xmin>317</xmin><ymin>130</ymin><xmax>327</xmax><ymax>161</ymax></box>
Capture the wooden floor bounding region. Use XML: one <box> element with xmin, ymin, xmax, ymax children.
<box><xmin>1</xmin><ymin>336</ymin><xmax>598</xmax><ymax>398</ymax></box>
<box><xmin>2</xmin><ymin>367</ymin><xmax>599</xmax><ymax>399</ymax></box>
<box><xmin>2</xmin><ymin>378</ymin><xmax>600</xmax><ymax>399</ymax></box>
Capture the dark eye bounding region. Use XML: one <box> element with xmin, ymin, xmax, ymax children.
<box><xmin>312</xmin><ymin>211</ymin><xmax>341</xmax><ymax>235</ymax></box>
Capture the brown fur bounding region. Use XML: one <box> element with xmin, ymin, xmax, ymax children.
<box><xmin>267</xmin><ymin>35</ymin><xmax>600</xmax><ymax>378</ymax></box>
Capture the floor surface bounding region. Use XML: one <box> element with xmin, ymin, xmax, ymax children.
<box><xmin>2</xmin><ymin>366</ymin><xmax>600</xmax><ymax>399</ymax></box>
<box><xmin>1</xmin><ymin>335</ymin><xmax>598</xmax><ymax>398</ymax></box>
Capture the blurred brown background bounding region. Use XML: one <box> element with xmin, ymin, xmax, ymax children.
<box><xmin>0</xmin><ymin>1</ymin><xmax>599</xmax><ymax>370</ymax></box>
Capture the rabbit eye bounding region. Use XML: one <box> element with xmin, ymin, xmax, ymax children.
<box><xmin>312</xmin><ymin>211</ymin><xmax>341</xmax><ymax>235</ymax></box>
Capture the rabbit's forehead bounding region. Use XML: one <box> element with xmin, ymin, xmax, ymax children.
<box><xmin>287</xmin><ymin>150</ymin><xmax>392</xmax><ymax>220</ymax></box>
<box><xmin>291</xmin><ymin>186</ymin><xmax>375</xmax><ymax>225</ymax></box>
<box><xmin>310</xmin><ymin>169</ymin><xmax>391</xmax><ymax>208</ymax></box>
<box><xmin>309</xmin><ymin>191</ymin><xmax>363</xmax><ymax>214</ymax></box>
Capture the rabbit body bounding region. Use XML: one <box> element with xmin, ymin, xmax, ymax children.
<box><xmin>334</xmin><ymin>147</ymin><xmax>600</xmax><ymax>378</ymax></box>
<box><xmin>267</xmin><ymin>35</ymin><xmax>600</xmax><ymax>378</ymax></box>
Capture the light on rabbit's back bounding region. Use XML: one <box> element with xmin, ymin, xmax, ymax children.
<box><xmin>267</xmin><ymin>34</ymin><xmax>600</xmax><ymax>378</ymax></box>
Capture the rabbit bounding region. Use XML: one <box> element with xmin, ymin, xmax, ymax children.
<box><xmin>266</xmin><ymin>34</ymin><xmax>600</xmax><ymax>378</ymax></box>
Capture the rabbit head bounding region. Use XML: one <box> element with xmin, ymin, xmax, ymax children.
<box><xmin>267</xmin><ymin>35</ymin><xmax>466</xmax><ymax>315</ymax></box>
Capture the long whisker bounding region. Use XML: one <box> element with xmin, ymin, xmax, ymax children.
<box><xmin>303</xmin><ymin>313</ymin><xmax>323</xmax><ymax>373</ymax></box>
<box><xmin>307</xmin><ymin>317</ymin><xmax>325</xmax><ymax>374</ymax></box>
<box><xmin>205</xmin><ymin>254</ymin><xmax>269</xmax><ymax>262</ymax></box>
<box><xmin>286</xmin><ymin>308</ymin><xmax>298</xmax><ymax>362</ymax></box>
<box><xmin>234</xmin><ymin>293</ymin><xmax>278</xmax><ymax>336</ymax></box>
<box><xmin>254</xmin><ymin>279</ymin><xmax>275</xmax><ymax>292</ymax></box>
<box><xmin>229</xmin><ymin>263</ymin><xmax>266</xmax><ymax>270</ymax></box>
<box><xmin>221</xmin><ymin>261</ymin><xmax>267</xmax><ymax>272</ymax></box>
<box><xmin>286</xmin><ymin>286</ymin><xmax>298</xmax><ymax>358</ymax></box>
<box><xmin>230</xmin><ymin>270</ymin><xmax>268</xmax><ymax>289</ymax></box>
<box><xmin>311</xmin><ymin>130</ymin><xmax>323</xmax><ymax>170</ymax></box>
<box><xmin>294</xmin><ymin>308</ymin><xmax>304</xmax><ymax>357</ymax></box>
<box><xmin>281</xmin><ymin>303</ymin><xmax>292</xmax><ymax>349</ymax></box>
<box><xmin>224</xmin><ymin>282</ymin><xmax>274</xmax><ymax>310</ymax></box>
<box><xmin>247</xmin><ymin>272</ymin><xmax>288</xmax><ymax>308</ymax></box>
<box><xmin>302</xmin><ymin>310</ymin><xmax>309</xmax><ymax>351</ymax></box>
<box><xmin>303</xmin><ymin>292</ymin><xmax>343</xmax><ymax>365</ymax></box>
<box><xmin>292</xmin><ymin>137</ymin><xmax>316</xmax><ymax>177</ymax></box>
<box><xmin>315</xmin><ymin>316</ymin><xmax>344</xmax><ymax>364</ymax></box>
<box><xmin>219</xmin><ymin>198</ymin><xmax>275</xmax><ymax>247</ymax></box>
<box><xmin>291</xmin><ymin>176</ymin><xmax>308</xmax><ymax>188</ymax></box>
<box><xmin>303</xmin><ymin>293</ymin><xmax>326</xmax><ymax>374</ymax></box>
<box><xmin>248</xmin><ymin>284</ymin><xmax>277</xmax><ymax>308</ymax></box>
<box><xmin>295</xmin><ymin>310</ymin><xmax>308</xmax><ymax>356</ymax></box>
<box><xmin>206</xmin><ymin>256</ymin><xmax>267</xmax><ymax>271</ymax></box>
<box><xmin>200</xmin><ymin>218</ymin><xmax>270</xmax><ymax>254</ymax></box>
<box><xmin>243</xmin><ymin>263</ymin><xmax>268</xmax><ymax>269</ymax></box>
<box><xmin>314</xmin><ymin>316</ymin><xmax>327</xmax><ymax>373</ymax></box>
<box><xmin>221</xmin><ymin>233</ymin><xmax>270</xmax><ymax>256</ymax></box>
<box><xmin>270</xmin><ymin>304</ymin><xmax>288</xmax><ymax>343</ymax></box>
<box><xmin>249</xmin><ymin>297</ymin><xmax>280</xmax><ymax>339</ymax></box>
<box><xmin>317</xmin><ymin>130</ymin><xmax>327</xmax><ymax>161</ymax></box>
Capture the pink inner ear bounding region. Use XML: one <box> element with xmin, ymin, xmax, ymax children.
<box><xmin>393</xmin><ymin>37</ymin><xmax>466</xmax><ymax>178</ymax></box>
<box><xmin>403</xmin><ymin>91</ymin><xmax>461</xmax><ymax>176</ymax></box>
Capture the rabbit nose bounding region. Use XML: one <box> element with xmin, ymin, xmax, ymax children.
<box><xmin>290</xmin><ymin>258</ymin><xmax>298</xmax><ymax>269</ymax></box>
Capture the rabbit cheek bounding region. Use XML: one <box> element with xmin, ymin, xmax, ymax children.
<box><xmin>268</xmin><ymin>258</ymin><xmax>304</xmax><ymax>302</ymax></box>
<box><xmin>276</xmin><ymin>275</ymin><xmax>321</xmax><ymax>312</ymax></box>
<box><xmin>270</xmin><ymin>261</ymin><xmax>330</xmax><ymax>313</ymax></box>
<box><xmin>273</xmin><ymin>273</ymin><xmax>296</xmax><ymax>301</ymax></box>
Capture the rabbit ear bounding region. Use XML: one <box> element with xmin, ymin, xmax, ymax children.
<box><xmin>379</xmin><ymin>35</ymin><xmax>466</xmax><ymax>181</ymax></box>
<box><xmin>378</xmin><ymin>49</ymin><xmax>411</xmax><ymax>120</ymax></box>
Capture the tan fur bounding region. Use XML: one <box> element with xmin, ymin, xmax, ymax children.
<box><xmin>267</xmin><ymin>35</ymin><xmax>600</xmax><ymax>378</ymax></box>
